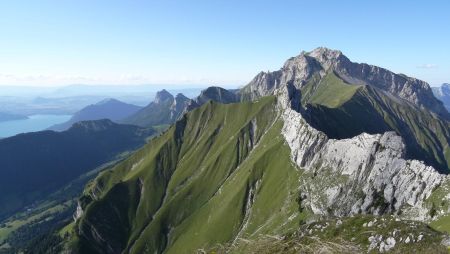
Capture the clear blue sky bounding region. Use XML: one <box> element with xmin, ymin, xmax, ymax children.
<box><xmin>0</xmin><ymin>0</ymin><xmax>448</xmax><ymax>87</ymax></box>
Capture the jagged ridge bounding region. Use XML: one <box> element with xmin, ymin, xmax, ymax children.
<box><xmin>242</xmin><ymin>48</ymin><xmax>450</xmax><ymax>173</ymax></box>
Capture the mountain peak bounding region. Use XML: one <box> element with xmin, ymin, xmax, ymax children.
<box><xmin>154</xmin><ymin>89</ymin><xmax>174</xmax><ymax>104</ymax></box>
<box><xmin>309</xmin><ymin>47</ymin><xmax>343</xmax><ymax>59</ymax></box>
<box><xmin>282</xmin><ymin>47</ymin><xmax>346</xmax><ymax>72</ymax></box>
<box><xmin>175</xmin><ymin>93</ymin><xmax>189</xmax><ymax>101</ymax></box>
<box><xmin>95</xmin><ymin>98</ymin><xmax>121</xmax><ymax>105</ymax></box>
<box><xmin>244</xmin><ymin>47</ymin><xmax>448</xmax><ymax>119</ymax></box>
<box><xmin>172</xmin><ymin>93</ymin><xmax>190</xmax><ymax>108</ymax></box>
<box><xmin>307</xmin><ymin>47</ymin><xmax>349</xmax><ymax>71</ymax></box>
<box><xmin>195</xmin><ymin>86</ymin><xmax>239</xmax><ymax>105</ymax></box>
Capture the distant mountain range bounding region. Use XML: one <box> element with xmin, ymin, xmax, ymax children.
<box><xmin>0</xmin><ymin>86</ymin><xmax>204</xmax><ymax>116</ymax></box>
<box><xmin>48</xmin><ymin>98</ymin><xmax>142</xmax><ymax>131</ymax></box>
<box><xmin>432</xmin><ymin>83</ymin><xmax>450</xmax><ymax>111</ymax></box>
<box><xmin>122</xmin><ymin>87</ymin><xmax>239</xmax><ymax>127</ymax></box>
<box><xmin>45</xmin><ymin>86</ymin><xmax>239</xmax><ymax>134</ymax></box>
<box><xmin>0</xmin><ymin>119</ymin><xmax>154</xmax><ymax>221</ymax></box>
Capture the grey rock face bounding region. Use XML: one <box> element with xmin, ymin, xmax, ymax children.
<box><xmin>242</xmin><ymin>53</ymin><xmax>321</xmax><ymax>100</ymax></box>
<box><xmin>169</xmin><ymin>93</ymin><xmax>190</xmax><ymax>120</ymax></box>
<box><xmin>248</xmin><ymin>48</ymin><xmax>450</xmax><ymax>221</ymax></box>
<box><xmin>279</xmin><ymin>92</ymin><xmax>446</xmax><ymax>220</ymax></box>
<box><xmin>154</xmin><ymin>89</ymin><xmax>174</xmax><ymax>104</ymax></box>
<box><xmin>245</xmin><ymin>47</ymin><xmax>448</xmax><ymax>118</ymax></box>
<box><xmin>74</xmin><ymin>201</ymin><xmax>84</xmax><ymax>221</ymax></box>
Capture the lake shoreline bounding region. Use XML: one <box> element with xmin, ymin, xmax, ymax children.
<box><xmin>0</xmin><ymin>114</ymin><xmax>72</xmax><ymax>138</ymax></box>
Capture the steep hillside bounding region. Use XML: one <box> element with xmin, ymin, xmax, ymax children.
<box><xmin>61</xmin><ymin>97</ymin><xmax>305</xmax><ymax>254</ymax></box>
<box><xmin>0</xmin><ymin>159</ymin><xmax>119</xmax><ymax>253</ymax></box>
<box><xmin>0</xmin><ymin>120</ymin><xmax>154</xmax><ymax>220</ymax></box>
<box><xmin>49</xmin><ymin>98</ymin><xmax>141</xmax><ymax>131</ymax></box>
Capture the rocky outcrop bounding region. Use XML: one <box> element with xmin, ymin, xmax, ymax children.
<box><xmin>244</xmin><ymin>47</ymin><xmax>448</xmax><ymax>119</ymax></box>
<box><xmin>154</xmin><ymin>89</ymin><xmax>174</xmax><ymax>104</ymax></box>
<box><xmin>73</xmin><ymin>201</ymin><xmax>84</xmax><ymax>221</ymax></box>
<box><xmin>169</xmin><ymin>93</ymin><xmax>190</xmax><ymax>120</ymax></box>
<box><xmin>241</xmin><ymin>52</ymin><xmax>321</xmax><ymax>100</ymax></box>
<box><xmin>244</xmin><ymin>48</ymin><xmax>450</xmax><ymax>220</ymax></box>
<box><xmin>279</xmin><ymin>92</ymin><xmax>446</xmax><ymax>220</ymax></box>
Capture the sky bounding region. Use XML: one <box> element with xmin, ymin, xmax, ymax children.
<box><xmin>0</xmin><ymin>0</ymin><xmax>448</xmax><ymax>87</ymax></box>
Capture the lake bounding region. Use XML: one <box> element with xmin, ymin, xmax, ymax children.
<box><xmin>0</xmin><ymin>114</ymin><xmax>72</xmax><ymax>138</ymax></box>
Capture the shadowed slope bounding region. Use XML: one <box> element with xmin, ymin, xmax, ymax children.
<box><xmin>0</xmin><ymin>120</ymin><xmax>154</xmax><ymax>220</ymax></box>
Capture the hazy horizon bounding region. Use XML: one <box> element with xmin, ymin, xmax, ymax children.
<box><xmin>0</xmin><ymin>1</ymin><xmax>449</xmax><ymax>87</ymax></box>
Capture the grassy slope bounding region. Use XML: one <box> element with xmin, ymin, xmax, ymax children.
<box><xmin>69</xmin><ymin>97</ymin><xmax>302</xmax><ymax>254</ymax></box>
<box><xmin>165</xmin><ymin>121</ymin><xmax>299</xmax><ymax>254</ymax></box>
<box><xmin>307</xmin><ymin>72</ymin><xmax>361</xmax><ymax>108</ymax></box>
<box><xmin>122</xmin><ymin>100</ymin><xmax>174</xmax><ymax>127</ymax></box>
<box><xmin>300</xmin><ymin>72</ymin><xmax>450</xmax><ymax>173</ymax></box>
<box><xmin>426</xmin><ymin>180</ymin><xmax>450</xmax><ymax>233</ymax></box>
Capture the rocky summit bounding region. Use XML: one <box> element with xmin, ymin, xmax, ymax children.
<box><xmin>242</xmin><ymin>47</ymin><xmax>448</xmax><ymax>119</ymax></box>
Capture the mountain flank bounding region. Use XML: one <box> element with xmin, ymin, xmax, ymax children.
<box><xmin>49</xmin><ymin>98</ymin><xmax>142</xmax><ymax>131</ymax></box>
<box><xmin>0</xmin><ymin>119</ymin><xmax>154</xmax><ymax>220</ymax></box>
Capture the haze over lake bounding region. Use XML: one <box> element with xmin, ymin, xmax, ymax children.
<box><xmin>0</xmin><ymin>114</ymin><xmax>71</xmax><ymax>138</ymax></box>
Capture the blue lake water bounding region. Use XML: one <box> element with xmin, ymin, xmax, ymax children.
<box><xmin>0</xmin><ymin>114</ymin><xmax>72</xmax><ymax>138</ymax></box>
